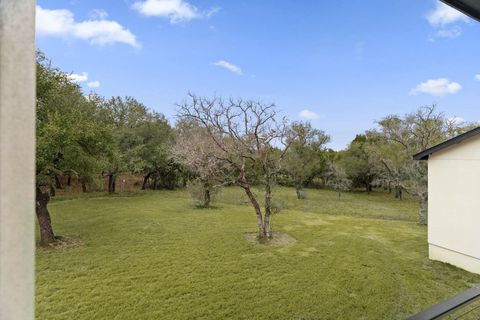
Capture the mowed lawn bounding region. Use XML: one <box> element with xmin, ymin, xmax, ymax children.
<box><xmin>36</xmin><ymin>187</ymin><xmax>480</xmax><ymax>319</ymax></box>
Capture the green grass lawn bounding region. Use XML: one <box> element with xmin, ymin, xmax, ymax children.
<box><xmin>36</xmin><ymin>187</ymin><xmax>480</xmax><ymax>319</ymax></box>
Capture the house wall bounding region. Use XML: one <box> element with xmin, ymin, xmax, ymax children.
<box><xmin>428</xmin><ymin>134</ymin><xmax>480</xmax><ymax>274</ymax></box>
<box><xmin>0</xmin><ymin>1</ymin><xmax>35</xmax><ymax>319</ymax></box>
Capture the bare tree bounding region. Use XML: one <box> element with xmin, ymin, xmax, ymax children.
<box><xmin>176</xmin><ymin>94</ymin><xmax>293</xmax><ymax>238</ymax></box>
<box><xmin>171</xmin><ymin>119</ymin><xmax>228</xmax><ymax>207</ymax></box>
<box><xmin>369</xmin><ymin>141</ymin><xmax>406</xmax><ymax>200</ymax></box>
<box><xmin>325</xmin><ymin>163</ymin><xmax>352</xmax><ymax>199</ymax></box>
<box><xmin>373</xmin><ymin>105</ymin><xmax>469</xmax><ymax>225</ymax></box>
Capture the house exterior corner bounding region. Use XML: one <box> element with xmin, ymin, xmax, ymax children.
<box><xmin>427</xmin><ymin>134</ymin><xmax>480</xmax><ymax>274</ymax></box>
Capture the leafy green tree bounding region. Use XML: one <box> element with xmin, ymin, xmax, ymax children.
<box><xmin>103</xmin><ymin>96</ymin><xmax>176</xmax><ymax>191</ymax></box>
<box><xmin>284</xmin><ymin>122</ymin><xmax>330</xmax><ymax>199</ymax></box>
<box><xmin>339</xmin><ymin>134</ymin><xmax>376</xmax><ymax>193</ymax></box>
<box><xmin>102</xmin><ymin>96</ymin><xmax>149</xmax><ymax>192</ymax></box>
<box><xmin>135</xmin><ymin>113</ymin><xmax>176</xmax><ymax>190</ymax></box>
<box><xmin>36</xmin><ymin>53</ymin><xmax>115</xmax><ymax>245</ymax></box>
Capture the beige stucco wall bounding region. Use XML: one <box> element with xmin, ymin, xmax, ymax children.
<box><xmin>428</xmin><ymin>134</ymin><xmax>480</xmax><ymax>274</ymax></box>
<box><xmin>0</xmin><ymin>1</ymin><xmax>36</xmax><ymax>319</ymax></box>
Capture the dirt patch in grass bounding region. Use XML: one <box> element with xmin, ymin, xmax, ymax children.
<box><xmin>244</xmin><ymin>231</ymin><xmax>297</xmax><ymax>247</ymax></box>
<box><xmin>37</xmin><ymin>235</ymin><xmax>83</xmax><ymax>251</ymax></box>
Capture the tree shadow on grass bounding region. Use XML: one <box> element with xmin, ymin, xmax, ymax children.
<box><xmin>191</xmin><ymin>204</ymin><xmax>223</xmax><ymax>210</ymax></box>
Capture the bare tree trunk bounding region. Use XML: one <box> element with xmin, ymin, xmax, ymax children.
<box><xmin>182</xmin><ymin>176</ymin><xmax>188</xmax><ymax>188</ymax></box>
<box><xmin>153</xmin><ymin>176</ymin><xmax>158</xmax><ymax>190</ymax></box>
<box><xmin>264</xmin><ymin>182</ymin><xmax>272</xmax><ymax>238</ymax></box>
<box><xmin>203</xmin><ymin>187</ymin><xmax>211</xmax><ymax>208</ymax></box>
<box><xmin>108</xmin><ymin>174</ymin><xmax>116</xmax><ymax>193</ymax></box>
<box><xmin>81</xmin><ymin>180</ymin><xmax>87</xmax><ymax>193</ymax></box>
<box><xmin>395</xmin><ymin>187</ymin><xmax>403</xmax><ymax>201</ymax></box>
<box><xmin>295</xmin><ymin>184</ymin><xmax>306</xmax><ymax>199</ymax></box>
<box><xmin>243</xmin><ymin>185</ymin><xmax>266</xmax><ymax>237</ymax></box>
<box><xmin>54</xmin><ymin>174</ymin><xmax>62</xmax><ymax>189</ymax></box>
<box><xmin>142</xmin><ymin>172</ymin><xmax>152</xmax><ymax>190</ymax></box>
<box><xmin>201</xmin><ymin>180</ymin><xmax>212</xmax><ymax>208</ymax></box>
<box><xmin>418</xmin><ymin>193</ymin><xmax>428</xmax><ymax>225</ymax></box>
<box><xmin>67</xmin><ymin>174</ymin><xmax>71</xmax><ymax>187</ymax></box>
<box><xmin>35</xmin><ymin>187</ymin><xmax>55</xmax><ymax>246</ymax></box>
<box><xmin>366</xmin><ymin>183</ymin><xmax>372</xmax><ymax>193</ymax></box>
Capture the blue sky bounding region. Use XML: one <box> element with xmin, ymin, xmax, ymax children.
<box><xmin>36</xmin><ymin>0</ymin><xmax>480</xmax><ymax>149</ymax></box>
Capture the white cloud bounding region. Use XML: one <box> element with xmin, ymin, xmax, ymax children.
<box><xmin>435</xmin><ymin>26</ymin><xmax>462</xmax><ymax>39</ymax></box>
<box><xmin>205</xmin><ymin>7</ymin><xmax>220</xmax><ymax>18</ymax></box>
<box><xmin>475</xmin><ymin>74</ymin><xmax>480</xmax><ymax>81</ymax></box>
<box><xmin>68</xmin><ymin>72</ymin><xmax>88</xmax><ymax>83</ymax></box>
<box><xmin>448</xmin><ymin>116</ymin><xmax>465</xmax><ymax>125</ymax></box>
<box><xmin>410</xmin><ymin>78</ymin><xmax>462</xmax><ymax>96</ymax></box>
<box><xmin>132</xmin><ymin>0</ymin><xmax>219</xmax><ymax>23</ymax></box>
<box><xmin>36</xmin><ymin>5</ymin><xmax>140</xmax><ymax>48</ymax></box>
<box><xmin>87</xmin><ymin>81</ymin><xmax>101</xmax><ymax>88</ymax></box>
<box><xmin>299</xmin><ymin>109</ymin><xmax>320</xmax><ymax>120</ymax></box>
<box><xmin>89</xmin><ymin>9</ymin><xmax>109</xmax><ymax>20</ymax></box>
<box><xmin>68</xmin><ymin>72</ymin><xmax>101</xmax><ymax>88</ymax></box>
<box><xmin>426</xmin><ymin>1</ymin><xmax>470</xmax><ymax>27</ymax></box>
<box><xmin>213</xmin><ymin>60</ymin><xmax>242</xmax><ymax>75</ymax></box>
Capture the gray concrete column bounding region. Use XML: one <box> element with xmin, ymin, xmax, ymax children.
<box><xmin>0</xmin><ymin>1</ymin><xmax>36</xmax><ymax>319</ymax></box>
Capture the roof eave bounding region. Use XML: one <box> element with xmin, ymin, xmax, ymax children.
<box><xmin>441</xmin><ymin>0</ymin><xmax>480</xmax><ymax>22</ymax></box>
<box><xmin>412</xmin><ymin>153</ymin><xmax>429</xmax><ymax>161</ymax></box>
<box><xmin>412</xmin><ymin>127</ymin><xmax>480</xmax><ymax>161</ymax></box>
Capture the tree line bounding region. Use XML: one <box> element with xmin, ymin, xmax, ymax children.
<box><xmin>36</xmin><ymin>52</ymin><xmax>476</xmax><ymax>246</ymax></box>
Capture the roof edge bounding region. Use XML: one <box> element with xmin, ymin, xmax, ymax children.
<box><xmin>440</xmin><ymin>0</ymin><xmax>480</xmax><ymax>22</ymax></box>
<box><xmin>413</xmin><ymin>126</ymin><xmax>480</xmax><ymax>161</ymax></box>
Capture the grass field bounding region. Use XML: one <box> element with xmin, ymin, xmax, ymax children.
<box><xmin>36</xmin><ymin>187</ymin><xmax>480</xmax><ymax>319</ymax></box>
